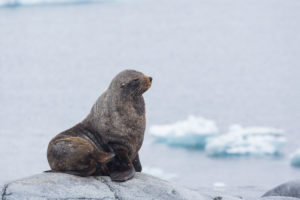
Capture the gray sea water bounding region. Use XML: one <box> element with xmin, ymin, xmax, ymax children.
<box><xmin>0</xmin><ymin>0</ymin><xmax>300</xmax><ymax>193</ymax></box>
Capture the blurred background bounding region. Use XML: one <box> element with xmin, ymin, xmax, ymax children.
<box><xmin>0</xmin><ymin>0</ymin><xmax>299</xmax><ymax>195</ymax></box>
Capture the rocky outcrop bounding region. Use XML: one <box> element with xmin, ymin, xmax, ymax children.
<box><xmin>0</xmin><ymin>172</ymin><xmax>240</xmax><ymax>200</ymax></box>
<box><xmin>262</xmin><ymin>180</ymin><xmax>300</xmax><ymax>199</ymax></box>
<box><xmin>2</xmin><ymin>172</ymin><xmax>299</xmax><ymax>200</ymax></box>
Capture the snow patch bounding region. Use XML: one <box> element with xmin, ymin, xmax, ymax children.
<box><xmin>149</xmin><ymin>115</ymin><xmax>218</xmax><ymax>149</ymax></box>
<box><xmin>143</xmin><ymin>167</ymin><xmax>177</xmax><ymax>180</ymax></box>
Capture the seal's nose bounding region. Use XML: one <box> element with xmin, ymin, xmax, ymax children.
<box><xmin>149</xmin><ymin>77</ymin><xmax>152</xmax><ymax>82</ymax></box>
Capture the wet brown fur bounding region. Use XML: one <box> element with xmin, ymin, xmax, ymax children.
<box><xmin>47</xmin><ymin>70</ymin><xmax>152</xmax><ymax>181</ymax></box>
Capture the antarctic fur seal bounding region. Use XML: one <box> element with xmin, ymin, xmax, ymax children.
<box><xmin>47</xmin><ymin>69</ymin><xmax>152</xmax><ymax>181</ymax></box>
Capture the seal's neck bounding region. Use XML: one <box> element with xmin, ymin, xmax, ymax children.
<box><xmin>131</xmin><ymin>95</ymin><xmax>145</xmax><ymax>116</ymax></box>
<box><xmin>83</xmin><ymin>90</ymin><xmax>145</xmax><ymax>131</ymax></box>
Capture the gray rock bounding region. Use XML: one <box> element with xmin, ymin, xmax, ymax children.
<box><xmin>260</xmin><ymin>197</ymin><xmax>300</xmax><ymax>200</ymax></box>
<box><xmin>198</xmin><ymin>185</ymin><xmax>267</xmax><ymax>200</ymax></box>
<box><xmin>262</xmin><ymin>180</ymin><xmax>300</xmax><ymax>199</ymax></box>
<box><xmin>0</xmin><ymin>172</ymin><xmax>240</xmax><ymax>200</ymax></box>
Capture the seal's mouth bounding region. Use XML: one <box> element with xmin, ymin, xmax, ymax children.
<box><xmin>136</xmin><ymin>75</ymin><xmax>152</xmax><ymax>95</ymax></box>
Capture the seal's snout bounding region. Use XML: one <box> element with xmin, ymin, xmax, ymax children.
<box><xmin>138</xmin><ymin>75</ymin><xmax>152</xmax><ymax>95</ymax></box>
<box><xmin>144</xmin><ymin>75</ymin><xmax>152</xmax><ymax>88</ymax></box>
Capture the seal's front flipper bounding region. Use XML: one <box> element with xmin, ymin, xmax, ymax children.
<box><xmin>108</xmin><ymin>143</ymin><xmax>135</xmax><ymax>182</ymax></box>
<box><xmin>110</xmin><ymin>167</ymin><xmax>135</xmax><ymax>182</ymax></box>
<box><xmin>133</xmin><ymin>154</ymin><xmax>142</xmax><ymax>172</ymax></box>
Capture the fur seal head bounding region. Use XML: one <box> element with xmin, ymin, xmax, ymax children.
<box><xmin>109</xmin><ymin>69</ymin><xmax>152</xmax><ymax>97</ymax></box>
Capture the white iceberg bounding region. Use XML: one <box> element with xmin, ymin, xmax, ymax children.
<box><xmin>205</xmin><ymin>124</ymin><xmax>286</xmax><ymax>157</ymax></box>
<box><xmin>149</xmin><ymin>115</ymin><xmax>218</xmax><ymax>149</ymax></box>
<box><xmin>290</xmin><ymin>149</ymin><xmax>300</xmax><ymax>167</ymax></box>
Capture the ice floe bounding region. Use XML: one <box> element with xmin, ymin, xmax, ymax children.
<box><xmin>149</xmin><ymin>115</ymin><xmax>219</xmax><ymax>149</ymax></box>
<box><xmin>213</xmin><ymin>182</ymin><xmax>226</xmax><ymax>188</ymax></box>
<box><xmin>213</xmin><ymin>182</ymin><xmax>226</xmax><ymax>191</ymax></box>
<box><xmin>205</xmin><ymin>124</ymin><xmax>287</xmax><ymax>157</ymax></box>
<box><xmin>290</xmin><ymin>149</ymin><xmax>300</xmax><ymax>167</ymax></box>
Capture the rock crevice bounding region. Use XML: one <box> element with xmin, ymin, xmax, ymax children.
<box><xmin>96</xmin><ymin>177</ymin><xmax>119</xmax><ymax>200</ymax></box>
<box><xmin>1</xmin><ymin>183</ymin><xmax>9</xmax><ymax>200</ymax></box>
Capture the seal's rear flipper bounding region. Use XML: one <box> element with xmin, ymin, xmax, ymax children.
<box><xmin>44</xmin><ymin>170</ymin><xmax>56</xmax><ymax>173</ymax></box>
<box><xmin>110</xmin><ymin>167</ymin><xmax>135</xmax><ymax>182</ymax></box>
<box><xmin>95</xmin><ymin>152</ymin><xmax>115</xmax><ymax>164</ymax></box>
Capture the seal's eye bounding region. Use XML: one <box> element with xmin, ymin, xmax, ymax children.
<box><xmin>132</xmin><ymin>78</ymin><xmax>140</xmax><ymax>85</ymax></box>
<box><xmin>121</xmin><ymin>83</ymin><xmax>126</xmax><ymax>88</ymax></box>
<box><xmin>128</xmin><ymin>78</ymin><xmax>140</xmax><ymax>88</ymax></box>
